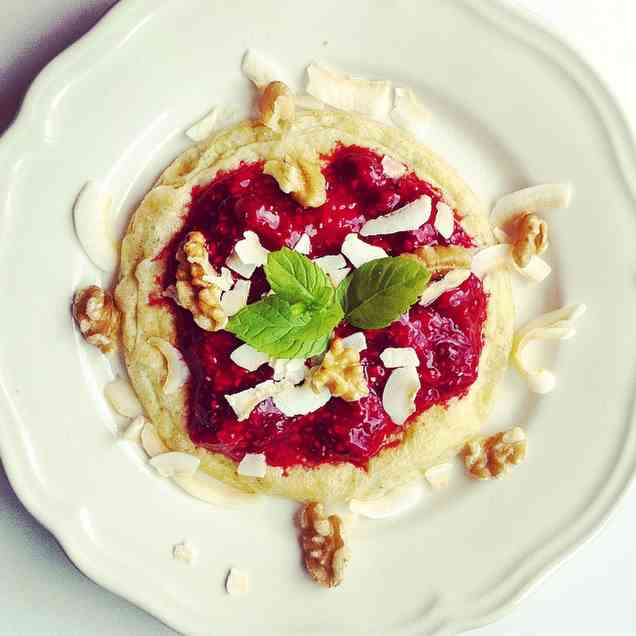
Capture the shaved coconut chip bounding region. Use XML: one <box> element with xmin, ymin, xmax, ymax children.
<box><xmin>173</xmin><ymin>471</ymin><xmax>259</xmax><ymax>506</ymax></box>
<box><xmin>380</xmin><ymin>347</ymin><xmax>419</xmax><ymax>368</ymax></box>
<box><xmin>221</xmin><ymin>279</ymin><xmax>251</xmax><ymax>316</ymax></box>
<box><xmin>225</xmin><ymin>251</ymin><xmax>256</xmax><ymax>278</ymax></box>
<box><xmin>185</xmin><ymin>105</ymin><xmax>237</xmax><ymax>142</ymax></box>
<box><xmin>382</xmin><ymin>366</ymin><xmax>420</xmax><ymax>425</ymax></box>
<box><xmin>306</xmin><ymin>63</ymin><xmax>392</xmax><ymax>119</ymax></box>
<box><xmin>328</xmin><ymin>267</ymin><xmax>351</xmax><ymax>286</ymax></box>
<box><xmin>294</xmin><ymin>94</ymin><xmax>326</xmax><ymax>110</ymax></box>
<box><xmin>341</xmin><ymin>233</ymin><xmax>388</xmax><ymax>267</ymax></box>
<box><xmin>349</xmin><ymin>480</ymin><xmax>424</xmax><ymax>519</ymax></box>
<box><xmin>340</xmin><ymin>332</ymin><xmax>367</xmax><ymax>353</ymax></box>
<box><xmin>104</xmin><ymin>375</ymin><xmax>143</xmax><ymax>418</ymax></box>
<box><xmin>390</xmin><ymin>87</ymin><xmax>431</xmax><ymax>140</ymax></box>
<box><xmin>381</xmin><ymin>155</ymin><xmax>407</xmax><ymax>179</ymax></box>
<box><xmin>360</xmin><ymin>195</ymin><xmax>432</xmax><ymax>237</ymax></box>
<box><xmin>230</xmin><ymin>344</ymin><xmax>269</xmax><ymax>372</ymax></box>
<box><xmin>235</xmin><ymin>230</ymin><xmax>269</xmax><ymax>266</ymax></box>
<box><xmin>512</xmin><ymin>304</ymin><xmax>586</xmax><ymax>394</ymax></box>
<box><xmin>471</xmin><ymin>244</ymin><xmax>512</xmax><ymax>279</ymax></box>
<box><xmin>424</xmin><ymin>463</ymin><xmax>453</xmax><ymax>489</ymax></box>
<box><xmin>225</xmin><ymin>380</ymin><xmax>289</xmax><ymax>421</ymax></box>
<box><xmin>121</xmin><ymin>415</ymin><xmax>146</xmax><ymax>442</ymax></box>
<box><xmin>241</xmin><ymin>49</ymin><xmax>286</xmax><ymax>89</ymax></box>
<box><xmin>141</xmin><ymin>422</ymin><xmax>168</xmax><ymax>457</ymax></box>
<box><xmin>270</xmin><ymin>358</ymin><xmax>306</xmax><ymax>384</ymax></box>
<box><xmin>513</xmin><ymin>255</ymin><xmax>552</xmax><ymax>283</ymax></box>
<box><xmin>294</xmin><ymin>233</ymin><xmax>312</xmax><ymax>254</ymax></box>
<box><xmin>237</xmin><ymin>453</ymin><xmax>267</xmax><ymax>478</ymax></box>
<box><xmin>73</xmin><ymin>180</ymin><xmax>118</xmax><ymax>272</ymax></box>
<box><xmin>491</xmin><ymin>183</ymin><xmax>572</xmax><ymax>227</ymax></box>
<box><xmin>226</xmin><ymin>568</ymin><xmax>249</xmax><ymax>596</ymax></box>
<box><xmin>203</xmin><ymin>266</ymin><xmax>233</xmax><ymax>292</ymax></box>
<box><xmin>150</xmin><ymin>452</ymin><xmax>200</xmax><ymax>478</ymax></box>
<box><xmin>419</xmin><ymin>269</ymin><xmax>471</xmax><ymax>306</ymax></box>
<box><xmin>434</xmin><ymin>202</ymin><xmax>455</xmax><ymax>240</ymax></box>
<box><xmin>273</xmin><ymin>381</ymin><xmax>330</xmax><ymax>417</ymax></box>
<box><xmin>313</xmin><ymin>253</ymin><xmax>347</xmax><ymax>272</ymax></box>
<box><xmin>148</xmin><ymin>337</ymin><xmax>190</xmax><ymax>394</ymax></box>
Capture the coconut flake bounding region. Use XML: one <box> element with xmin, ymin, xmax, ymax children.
<box><xmin>294</xmin><ymin>94</ymin><xmax>326</xmax><ymax>110</ymax></box>
<box><xmin>381</xmin><ymin>155</ymin><xmax>407</xmax><ymax>179</ymax></box>
<box><xmin>73</xmin><ymin>180</ymin><xmax>118</xmax><ymax>272</ymax></box>
<box><xmin>225</xmin><ymin>251</ymin><xmax>257</xmax><ymax>278</ymax></box>
<box><xmin>104</xmin><ymin>375</ymin><xmax>143</xmax><ymax>418</ymax></box>
<box><xmin>379</xmin><ymin>347</ymin><xmax>419</xmax><ymax>368</ymax></box>
<box><xmin>241</xmin><ymin>49</ymin><xmax>286</xmax><ymax>89</ymax></box>
<box><xmin>140</xmin><ymin>422</ymin><xmax>168</xmax><ymax>457</ymax></box>
<box><xmin>313</xmin><ymin>254</ymin><xmax>347</xmax><ymax>272</ymax></box>
<box><xmin>150</xmin><ymin>452</ymin><xmax>200</xmax><ymax>478</ymax></box>
<box><xmin>225</xmin><ymin>568</ymin><xmax>249</xmax><ymax>596</ymax></box>
<box><xmin>225</xmin><ymin>380</ymin><xmax>289</xmax><ymax>421</ymax></box>
<box><xmin>185</xmin><ymin>105</ymin><xmax>237</xmax><ymax>142</ymax></box>
<box><xmin>173</xmin><ymin>471</ymin><xmax>259</xmax><ymax>506</ymax></box>
<box><xmin>269</xmin><ymin>358</ymin><xmax>306</xmax><ymax>384</ymax></box>
<box><xmin>230</xmin><ymin>343</ymin><xmax>269</xmax><ymax>372</ymax></box>
<box><xmin>512</xmin><ymin>304</ymin><xmax>586</xmax><ymax>394</ymax></box>
<box><xmin>293</xmin><ymin>233</ymin><xmax>312</xmax><ymax>254</ymax></box>
<box><xmin>148</xmin><ymin>337</ymin><xmax>190</xmax><ymax>394</ymax></box>
<box><xmin>434</xmin><ymin>202</ymin><xmax>455</xmax><ymax>240</ymax></box>
<box><xmin>491</xmin><ymin>183</ymin><xmax>572</xmax><ymax>228</ymax></box>
<box><xmin>306</xmin><ymin>63</ymin><xmax>392</xmax><ymax>119</ymax></box>
<box><xmin>221</xmin><ymin>279</ymin><xmax>251</xmax><ymax>316</ymax></box>
<box><xmin>172</xmin><ymin>541</ymin><xmax>195</xmax><ymax>564</ymax></box>
<box><xmin>419</xmin><ymin>269</ymin><xmax>471</xmax><ymax>306</ymax></box>
<box><xmin>340</xmin><ymin>332</ymin><xmax>367</xmax><ymax>353</ymax></box>
<box><xmin>360</xmin><ymin>195</ymin><xmax>432</xmax><ymax>237</ymax></box>
<box><xmin>513</xmin><ymin>255</ymin><xmax>552</xmax><ymax>283</ymax></box>
<box><xmin>121</xmin><ymin>415</ymin><xmax>146</xmax><ymax>442</ymax></box>
<box><xmin>382</xmin><ymin>366</ymin><xmax>420</xmax><ymax>425</ymax></box>
<box><xmin>328</xmin><ymin>267</ymin><xmax>351</xmax><ymax>286</ymax></box>
<box><xmin>235</xmin><ymin>230</ymin><xmax>269</xmax><ymax>266</ymax></box>
<box><xmin>349</xmin><ymin>480</ymin><xmax>424</xmax><ymax>519</ymax></box>
<box><xmin>341</xmin><ymin>233</ymin><xmax>388</xmax><ymax>268</ymax></box>
<box><xmin>390</xmin><ymin>87</ymin><xmax>431</xmax><ymax>140</ymax></box>
<box><xmin>424</xmin><ymin>463</ymin><xmax>453</xmax><ymax>489</ymax></box>
<box><xmin>237</xmin><ymin>453</ymin><xmax>267</xmax><ymax>478</ymax></box>
<box><xmin>273</xmin><ymin>381</ymin><xmax>331</xmax><ymax>417</ymax></box>
<box><xmin>471</xmin><ymin>244</ymin><xmax>512</xmax><ymax>279</ymax></box>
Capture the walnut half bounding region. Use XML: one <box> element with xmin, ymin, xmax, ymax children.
<box><xmin>298</xmin><ymin>503</ymin><xmax>350</xmax><ymax>588</ymax></box>
<box><xmin>72</xmin><ymin>285</ymin><xmax>120</xmax><ymax>353</ymax></box>
<box><xmin>259</xmin><ymin>81</ymin><xmax>295</xmax><ymax>132</ymax></box>
<box><xmin>310</xmin><ymin>337</ymin><xmax>368</xmax><ymax>402</ymax></box>
<box><xmin>511</xmin><ymin>213</ymin><xmax>548</xmax><ymax>268</ymax></box>
<box><xmin>462</xmin><ymin>426</ymin><xmax>527</xmax><ymax>480</ymax></box>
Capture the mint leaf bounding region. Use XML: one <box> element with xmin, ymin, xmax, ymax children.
<box><xmin>265</xmin><ymin>247</ymin><xmax>334</xmax><ymax>307</ymax></box>
<box><xmin>340</xmin><ymin>256</ymin><xmax>430</xmax><ymax>329</ymax></box>
<box><xmin>227</xmin><ymin>295</ymin><xmax>343</xmax><ymax>359</ymax></box>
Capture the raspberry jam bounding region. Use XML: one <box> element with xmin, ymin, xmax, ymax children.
<box><xmin>166</xmin><ymin>145</ymin><xmax>487</xmax><ymax>470</ymax></box>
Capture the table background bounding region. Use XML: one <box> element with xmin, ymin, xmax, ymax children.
<box><xmin>1</xmin><ymin>1</ymin><xmax>635</xmax><ymax>634</ymax></box>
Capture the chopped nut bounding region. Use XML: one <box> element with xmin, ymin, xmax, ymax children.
<box><xmin>264</xmin><ymin>156</ymin><xmax>326</xmax><ymax>208</ymax></box>
<box><xmin>259</xmin><ymin>81</ymin><xmax>295</xmax><ymax>132</ymax></box>
<box><xmin>175</xmin><ymin>231</ymin><xmax>227</xmax><ymax>331</ymax></box>
<box><xmin>462</xmin><ymin>426</ymin><xmax>527</xmax><ymax>480</ymax></box>
<box><xmin>511</xmin><ymin>213</ymin><xmax>548</xmax><ymax>268</ymax></box>
<box><xmin>310</xmin><ymin>337</ymin><xmax>368</xmax><ymax>402</ymax></box>
<box><xmin>298</xmin><ymin>503</ymin><xmax>350</xmax><ymax>588</ymax></box>
<box><xmin>410</xmin><ymin>245</ymin><xmax>472</xmax><ymax>274</ymax></box>
<box><xmin>72</xmin><ymin>285</ymin><xmax>120</xmax><ymax>353</ymax></box>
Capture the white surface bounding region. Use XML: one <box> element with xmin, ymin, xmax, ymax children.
<box><xmin>0</xmin><ymin>1</ymin><xmax>635</xmax><ymax>634</ymax></box>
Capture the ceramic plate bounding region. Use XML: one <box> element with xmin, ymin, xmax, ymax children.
<box><xmin>1</xmin><ymin>1</ymin><xmax>636</xmax><ymax>634</ymax></box>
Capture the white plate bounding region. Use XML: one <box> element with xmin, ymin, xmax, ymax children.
<box><xmin>1</xmin><ymin>1</ymin><xmax>636</xmax><ymax>634</ymax></box>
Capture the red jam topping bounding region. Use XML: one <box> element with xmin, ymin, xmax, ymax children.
<box><xmin>165</xmin><ymin>145</ymin><xmax>487</xmax><ymax>470</ymax></box>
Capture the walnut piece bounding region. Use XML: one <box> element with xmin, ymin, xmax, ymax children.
<box><xmin>175</xmin><ymin>231</ymin><xmax>227</xmax><ymax>331</ymax></box>
<box><xmin>259</xmin><ymin>81</ymin><xmax>295</xmax><ymax>132</ymax></box>
<box><xmin>72</xmin><ymin>285</ymin><xmax>120</xmax><ymax>353</ymax></box>
<box><xmin>410</xmin><ymin>245</ymin><xmax>472</xmax><ymax>273</ymax></box>
<box><xmin>462</xmin><ymin>426</ymin><xmax>527</xmax><ymax>480</ymax></box>
<box><xmin>263</xmin><ymin>155</ymin><xmax>326</xmax><ymax>208</ymax></box>
<box><xmin>511</xmin><ymin>213</ymin><xmax>549</xmax><ymax>268</ymax></box>
<box><xmin>310</xmin><ymin>337</ymin><xmax>368</xmax><ymax>402</ymax></box>
<box><xmin>298</xmin><ymin>503</ymin><xmax>350</xmax><ymax>588</ymax></box>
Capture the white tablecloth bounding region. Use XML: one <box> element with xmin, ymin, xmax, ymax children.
<box><xmin>0</xmin><ymin>1</ymin><xmax>634</xmax><ymax>633</ymax></box>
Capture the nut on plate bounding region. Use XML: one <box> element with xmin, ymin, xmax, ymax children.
<box><xmin>311</xmin><ymin>337</ymin><xmax>368</xmax><ymax>402</ymax></box>
<box><xmin>72</xmin><ymin>285</ymin><xmax>121</xmax><ymax>353</ymax></box>
<box><xmin>175</xmin><ymin>231</ymin><xmax>227</xmax><ymax>331</ymax></box>
<box><xmin>511</xmin><ymin>213</ymin><xmax>548</xmax><ymax>268</ymax></box>
<box><xmin>259</xmin><ymin>81</ymin><xmax>295</xmax><ymax>132</ymax></box>
<box><xmin>462</xmin><ymin>426</ymin><xmax>527</xmax><ymax>480</ymax></box>
<box><xmin>298</xmin><ymin>502</ymin><xmax>350</xmax><ymax>588</ymax></box>
<box><xmin>411</xmin><ymin>245</ymin><xmax>472</xmax><ymax>274</ymax></box>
